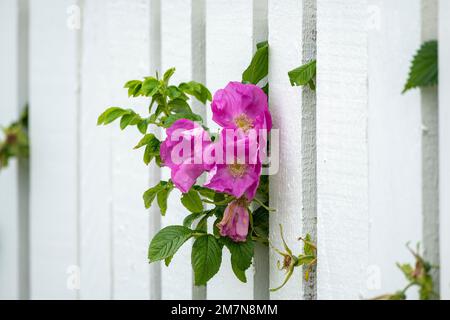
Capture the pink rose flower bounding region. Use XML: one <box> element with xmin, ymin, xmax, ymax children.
<box><xmin>204</xmin><ymin>130</ymin><xmax>261</xmax><ymax>200</ymax></box>
<box><xmin>160</xmin><ymin>119</ymin><xmax>211</xmax><ymax>193</ymax></box>
<box><xmin>217</xmin><ymin>199</ymin><xmax>250</xmax><ymax>242</ymax></box>
<box><xmin>211</xmin><ymin>82</ymin><xmax>272</xmax><ymax>133</ymax></box>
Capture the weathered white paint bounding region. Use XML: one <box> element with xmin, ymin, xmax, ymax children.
<box><xmin>79</xmin><ymin>0</ymin><xmax>112</xmax><ymax>299</ymax></box>
<box><xmin>420</xmin><ymin>0</ymin><xmax>439</xmax><ymax>296</ymax></box>
<box><xmin>251</xmin><ymin>0</ymin><xmax>270</xmax><ymax>301</ymax></box>
<box><xmin>300</xmin><ymin>0</ymin><xmax>317</xmax><ymax>300</ymax></box>
<box><xmin>2</xmin><ymin>0</ymin><xmax>446</xmax><ymax>301</ymax></box>
<box><xmin>205</xmin><ymin>0</ymin><xmax>268</xmax><ymax>299</ymax></box>
<box><xmin>160</xmin><ymin>0</ymin><xmax>205</xmax><ymax>300</ymax></box>
<box><xmin>316</xmin><ymin>0</ymin><xmax>369</xmax><ymax>299</ymax></box>
<box><xmin>439</xmin><ymin>0</ymin><xmax>450</xmax><ymax>299</ymax></box>
<box><xmin>367</xmin><ymin>0</ymin><xmax>422</xmax><ymax>298</ymax></box>
<box><xmin>29</xmin><ymin>0</ymin><xmax>80</xmax><ymax>299</ymax></box>
<box><xmin>0</xmin><ymin>0</ymin><xmax>29</xmax><ymax>300</ymax></box>
<box><xmin>105</xmin><ymin>0</ymin><xmax>154</xmax><ymax>299</ymax></box>
<box><xmin>268</xmin><ymin>0</ymin><xmax>304</xmax><ymax>300</ymax></box>
<box><xmin>148</xmin><ymin>0</ymin><xmax>162</xmax><ymax>301</ymax></box>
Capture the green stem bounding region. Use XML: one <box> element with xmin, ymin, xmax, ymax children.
<box><xmin>202</xmin><ymin>197</ymin><xmax>234</xmax><ymax>206</ymax></box>
<box><xmin>252</xmin><ymin>197</ymin><xmax>275</xmax><ymax>212</ymax></box>
<box><xmin>401</xmin><ymin>282</ymin><xmax>417</xmax><ymax>295</ymax></box>
<box><xmin>192</xmin><ymin>232</ymin><xmax>207</xmax><ymax>238</ymax></box>
<box><xmin>251</xmin><ymin>235</ymin><xmax>268</xmax><ymax>245</ymax></box>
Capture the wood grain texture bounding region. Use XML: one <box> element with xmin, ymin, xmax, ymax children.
<box><xmin>439</xmin><ymin>0</ymin><xmax>450</xmax><ymax>299</ymax></box>
<box><xmin>420</xmin><ymin>0</ymin><xmax>439</xmax><ymax>296</ymax></box>
<box><xmin>301</xmin><ymin>0</ymin><xmax>317</xmax><ymax>300</ymax></box>
<box><xmin>267</xmin><ymin>0</ymin><xmax>304</xmax><ymax>300</ymax></box>
<box><xmin>251</xmin><ymin>0</ymin><xmax>269</xmax><ymax>301</ymax></box>
<box><xmin>29</xmin><ymin>0</ymin><xmax>80</xmax><ymax>299</ymax></box>
<box><xmin>0</xmin><ymin>0</ymin><xmax>29</xmax><ymax>300</ymax></box>
<box><xmin>316</xmin><ymin>0</ymin><xmax>369</xmax><ymax>299</ymax></box>
<box><xmin>367</xmin><ymin>0</ymin><xmax>422</xmax><ymax>298</ymax></box>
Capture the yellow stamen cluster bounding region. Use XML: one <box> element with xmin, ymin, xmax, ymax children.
<box><xmin>228</xmin><ymin>163</ymin><xmax>247</xmax><ymax>178</ymax></box>
<box><xmin>234</xmin><ymin>114</ymin><xmax>254</xmax><ymax>132</ymax></box>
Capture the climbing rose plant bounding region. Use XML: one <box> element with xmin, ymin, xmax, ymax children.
<box><xmin>0</xmin><ymin>106</ymin><xmax>29</xmax><ymax>170</ymax></box>
<box><xmin>371</xmin><ymin>243</ymin><xmax>439</xmax><ymax>300</ymax></box>
<box><xmin>98</xmin><ymin>41</ymin><xmax>316</xmax><ymax>288</ymax></box>
<box><xmin>98</xmin><ymin>42</ymin><xmax>273</xmax><ymax>286</ymax></box>
<box><xmin>403</xmin><ymin>40</ymin><xmax>438</xmax><ymax>93</ymax></box>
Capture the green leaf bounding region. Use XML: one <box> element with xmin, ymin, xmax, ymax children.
<box><xmin>97</xmin><ymin>107</ymin><xmax>128</xmax><ymax>125</ymax></box>
<box><xmin>242</xmin><ymin>41</ymin><xmax>269</xmax><ymax>85</ymax></box>
<box><xmin>195</xmin><ymin>215</ymin><xmax>209</xmax><ymax>232</ymax></box>
<box><xmin>193</xmin><ymin>186</ymin><xmax>216</xmax><ymax>200</ymax></box>
<box><xmin>179</xmin><ymin>81</ymin><xmax>212</xmax><ymax>104</ymax></box>
<box><xmin>164</xmin><ymin>255</ymin><xmax>173</xmax><ymax>267</ymax></box>
<box><xmin>303</xmin><ymin>234</ymin><xmax>315</xmax><ymax>256</ymax></box>
<box><xmin>143</xmin><ymin>183</ymin><xmax>164</xmax><ymax>209</ymax></box>
<box><xmin>134</xmin><ymin>133</ymin><xmax>157</xmax><ymax>149</ymax></box>
<box><xmin>296</xmin><ymin>255</ymin><xmax>316</xmax><ymax>266</ymax></box>
<box><xmin>397</xmin><ymin>263</ymin><xmax>414</xmax><ymax>282</ymax></box>
<box><xmin>162</xmin><ymin>112</ymin><xmax>203</xmax><ymax>128</ymax></box>
<box><xmin>120</xmin><ymin>112</ymin><xmax>141</xmax><ymax>130</ymax></box>
<box><xmin>257</xmin><ymin>41</ymin><xmax>268</xmax><ymax>49</ymax></box>
<box><xmin>288</xmin><ymin>59</ymin><xmax>316</xmax><ymax>88</ymax></box>
<box><xmin>231</xmin><ymin>262</ymin><xmax>247</xmax><ymax>283</ymax></box>
<box><xmin>124</xmin><ymin>80</ymin><xmax>143</xmax><ymax>97</ymax></box>
<box><xmin>224</xmin><ymin>238</ymin><xmax>254</xmax><ymax>271</ymax></box>
<box><xmin>389</xmin><ymin>291</ymin><xmax>407</xmax><ymax>300</ymax></box>
<box><xmin>191</xmin><ymin>235</ymin><xmax>223</xmax><ymax>285</ymax></box>
<box><xmin>167</xmin><ymin>86</ymin><xmax>188</xmax><ymax>100</ymax></box>
<box><xmin>141</xmin><ymin>77</ymin><xmax>160</xmax><ymax>96</ymax></box>
<box><xmin>212</xmin><ymin>218</ymin><xmax>221</xmax><ymax>237</ymax></box>
<box><xmin>157</xmin><ymin>186</ymin><xmax>173</xmax><ymax>216</ymax></box>
<box><xmin>163</xmin><ymin>68</ymin><xmax>176</xmax><ymax>84</ymax></box>
<box><xmin>143</xmin><ymin>142</ymin><xmax>160</xmax><ymax>165</ymax></box>
<box><xmin>124</xmin><ymin>80</ymin><xmax>141</xmax><ymax>88</ymax></box>
<box><xmin>181</xmin><ymin>189</ymin><xmax>203</xmax><ymax>213</ymax></box>
<box><xmin>143</xmin><ymin>145</ymin><xmax>153</xmax><ymax>165</ymax></box>
<box><xmin>148</xmin><ymin>225</ymin><xmax>194</xmax><ymax>262</ymax></box>
<box><xmin>142</xmin><ymin>136</ymin><xmax>161</xmax><ymax>165</ymax></box>
<box><xmin>252</xmin><ymin>205</ymin><xmax>269</xmax><ymax>238</ymax></box>
<box><xmin>137</xmin><ymin>119</ymin><xmax>148</xmax><ymax>134</ymax></box>
<box><xmin>262</xmin><ymin>83</ymin><xmax>269</xmax><ymax>95</ymax></box>
<box><xmin>168</xmin><ymin>98</ymin><xmax>192</xmax><ymax>114</ymax></box>
<box><xmin>183</xmin><ymin>212</ymin><xmax>205</xmax><ymax>228</ymax></box>
<box><xmin>403</xmin><ymin>40</ymin><xmax>438</xmax><ymax>93</ymax></box>
<box><xmin>419</xmin><ymin>274</ymin><xmax>434</xmax><ymax>300</ymax></box>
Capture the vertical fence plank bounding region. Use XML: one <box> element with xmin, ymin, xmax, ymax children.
<box><xmin>105</xmin><ymin>0</ymin><xmax>154</xmax><ymax>299</ymax></box>
<box><xmin>205</xmin><ymin>0</ymin><xmax>268</xmax><ymax>299</ymax></box>
<box><xmin>148</xmin><ymin>0</ymin><xmax>162</xmax><ymax>301</ymax></box>
<box><xmin>439</xmin><ymin>0</ymin><xmax>450</xmax><ymax>299</ymax></box>
<box><xmin>300</xmin><ymin>0</ymin><xmax>317</xmax><ymax>300</ymax></box>
<box><xmin>251</xmin><ymin>0</ymin><xmax>270</xmax><ymax>301</ymax></box>
<box><xmin>79</xmin><ymin>0</ymin><xmax>112</xmax><ymax>299</ymax></box>
<box><xmin>367</xmin><ymin>0</ymin><xmax>422</xmax><ymax>298</ymax></box>
<box><xmin>160</xmin><ymin>0</ymin><xmax>205</xmax><ymax>300</ymax></box>
<box><xmin>0</xmin><ymin>0</ymin><xmax>29</xmax><ymax>300</ymax></box>
<box><xmin>420</xmin><ymin>0</ymin><xmax>439</xmax><ymax>296</ymax></box>
<box><xmin>316</xmin><ymin>0</ymin><xmax>369</xmax><ymax>299</ymax></box>
<box><xmin>267</xmin><ymin>0</ymin><xmax>304</xmax><ymax>300</ymax></box>
<box><xmin>29</xmin><ymin>0</ymin><xmax>80</xmax><ymax>299</ymax></box>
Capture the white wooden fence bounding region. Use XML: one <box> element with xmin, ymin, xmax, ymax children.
<box><xmin>0</xmin><ymin>0</ymin><xmax>448</xmax><ymax>300</ymax></box>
